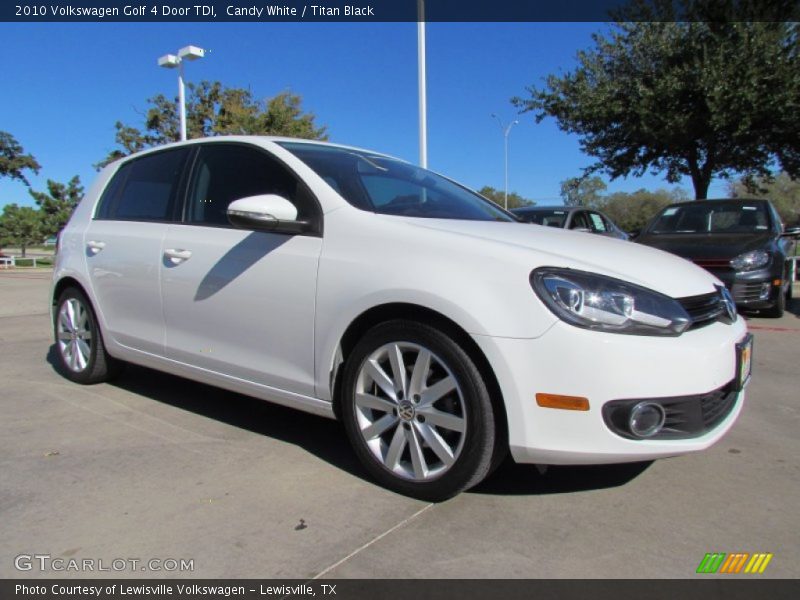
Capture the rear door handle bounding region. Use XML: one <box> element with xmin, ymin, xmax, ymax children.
<box><xmin>87</xmin><ymin>240</ymin><xmax>106</xmax><ymax>254</ymax></box>
<box><xmin>164</xmin><ymin>248</ymin><xmax>192</xmax><ymax>264</ymax></box>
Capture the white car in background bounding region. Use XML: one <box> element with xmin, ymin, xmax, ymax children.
<box><xmin>51</xmin><ymin>137</ymin><xmax>751</xmax><ymax>500</ymax></box>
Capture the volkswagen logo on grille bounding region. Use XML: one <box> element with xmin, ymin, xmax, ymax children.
<box><xmin>398</xmin><ymin>400</ymin><xmax>415</xmax><ymax>421</ymax></box>
<box><xmin>717</xmin><ymin>285</ymin><xmax>737</xmax><ymax>323</ymax></box>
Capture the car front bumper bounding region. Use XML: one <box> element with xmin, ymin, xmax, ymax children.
<box><xmin>704</xmin><ymin>266</ymin><xmax>782</xmax><ymax>309</ymax></box>
<box><xmin>472</xmin><ymin>317</ymin><xmax>748</xmax><ymax>465</ymax></box>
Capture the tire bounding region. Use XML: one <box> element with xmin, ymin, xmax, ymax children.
<box><xmin>341</xmin><ymin>320</ymin><xmax>499</xmax><ymax>501</ymax></box>
<box><xmin>763</xmin><ymin>284</ymin><xmax>786</xmax><ymax>318</ymax></box>
<box><xmin>54</xmin><ymin>287</ymin><xmax>122</xmax><ymax>384</ymax></box>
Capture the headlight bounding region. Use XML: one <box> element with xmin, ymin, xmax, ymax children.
<box><xmin>730</xmin><ymin>250</ymin><xmax>770</xmax><ymax>271</ymax></box>
<box><xmin>531</xmin><ymin>268</ymin><xmax>691</xmax><ymax>336</ymax></box>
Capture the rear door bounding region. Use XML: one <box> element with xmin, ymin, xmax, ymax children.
<box><xmin>160</xmin><ymin>142</ymin><xmax>323</xmax><ymax>397</ymax></box>
<box><xmin>84</xmin><ymin>147</ymin><xmax>190</xmax><ymax>355</ymax></box>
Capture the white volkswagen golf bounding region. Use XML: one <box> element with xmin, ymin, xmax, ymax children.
<box><xmin>51</xmin><ymin>137</ymin><xmax>751</xmax><ymax>500</ymax></box>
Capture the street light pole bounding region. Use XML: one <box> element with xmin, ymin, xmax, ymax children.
<box><xmin>491</xmin><ymin>114</ymin><xmax>519</xmax><ymax>211</ymax></box>
<box><xmin>417</xmin><ymin>0</ymin><xmax>427</xmax><ymax>168</ymax></box>
<box><xmin>157</xmin><ymin>45</ymin><xmax>206</xmax><ymax>142</ymax></box>
<box><xmin>177</xmin><ymin>61</ymin><xmax>186</xmax><ymax>141</ymax></box>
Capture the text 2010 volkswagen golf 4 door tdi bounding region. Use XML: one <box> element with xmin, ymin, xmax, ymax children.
<box><xmin>52</xmin><ymin>137</ymin><xmax>751</xmax><ymax>500</ymax></box>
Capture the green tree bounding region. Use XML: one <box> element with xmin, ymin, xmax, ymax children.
<box><xmin>100</xmin><ymin>82</ymin><xmax>328</xmax><ymax>166</ymax></box>
<box><xmin>478</xmin><ymin>186</ymin><xmax>535</xmax><ymax>209</ymax></box>
<box><xmin>600</xmin><ymin>188</ymin><xmax>688</xmax><ymax>233</ymax></box>
<box><xmin>29</xmin><ymin>176</ymin><xmax>83</xmax><ymax>237</ymax></box>
<box><xmin>514</xmin><ymin>1</ymin><xmax>800</xmax><ymax>199</ymax></box>
<box><xmin>728</xmin><ymin>172</ymin><xmax>800</xmax><ymax>225</ymax></box>
<box><xmin>560</xmin><ymin>176</ymin><xmax>607</xmax><ymax>207</ymax></box>
<box><xmin>0</xmin><ymin>131</ymin><xmax>41</xmax><ymax>185</ymax></box>
<box><xmin>0</xmin><ymin>204</ymin><xmax>42</xmax><ymax>257</ymax></box>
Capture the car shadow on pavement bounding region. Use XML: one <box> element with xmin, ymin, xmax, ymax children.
<box><xmin>47</xmin><ymin>345</ymin><xmax>654</xmax><ymax>498</ymax></box>
<box><xmin>469</xmin><ymin>458</ymin><xmax>652</xmax><ymax>496</ymax></box>
<box><xmin>45</xmin><ymin>346</ymin><xmax>366</xmax><ymax>481</ymax></box>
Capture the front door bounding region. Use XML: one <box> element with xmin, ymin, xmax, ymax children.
<box><xmin>160</xmin><ymin>143</ymin><xmax>322</xmax><ymax>397</ymax></box>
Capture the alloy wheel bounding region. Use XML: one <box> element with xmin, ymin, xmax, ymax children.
<box><xmin>353</xmin><ymin>342</ymin><xmax>467</xmax><ymax>481</ymax></box>
<box><xmin>57</xmin><ymin>298</ymin><xmax>93</xmax><ymax>372</ymax></box>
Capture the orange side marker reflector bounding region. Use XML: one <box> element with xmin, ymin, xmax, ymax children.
<box><xmin>536</xmin><ymin>393</ymin><xmax>590</xmax><ymax>411</ymax></box>
<box><xmin>773</xmin><ymin>279</ymin><xmax>782</xmax><ymax>286</ymax></box>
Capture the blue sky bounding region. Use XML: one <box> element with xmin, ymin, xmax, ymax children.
<box><xmin>0</xmin><ymin>22</ymin><xmax>730</xmax><ymax>209</ymax></box>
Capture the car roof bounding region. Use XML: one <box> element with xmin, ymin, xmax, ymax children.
<box><xmin>108</xmin><ymin>135</ymin><xmax>406</xmax><ymax>167</ymax></box>
<box><xmin>660</xmin><ymin>198</ymin><xmax>770</xmax><ymax>210</ymax></box>
<box><xmin>511</xmin><ymin>206</ymin><xmax>575</xmax><ymax>214</ymax></box>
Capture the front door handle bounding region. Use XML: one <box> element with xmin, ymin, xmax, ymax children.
<box><xmin>87</xmin><ymin>240</ymin><xmax>106</xmax><ymax>254</ymax></box>
<box><xmin>164</xmin><ymin>248</ymin><xmax>192</xmax><ymax>264</ymax></box>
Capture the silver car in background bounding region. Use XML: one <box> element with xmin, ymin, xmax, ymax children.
<box><xmin>512</xmin><ymin>206</ymin><xmax>629</xmax><ymax>240</ymax></box>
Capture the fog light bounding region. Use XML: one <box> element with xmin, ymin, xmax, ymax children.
<box><xmin>628</xmin><ymin>401</ymin><xmax>666</xmax><ymax>438</ymax></box>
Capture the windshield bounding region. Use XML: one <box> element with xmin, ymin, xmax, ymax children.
<box><xmin>647</xmin><ymin>202</ymin><xmax>771</xmax><ymax>234</ymax></box>
<box><xmin>277</xmin><ymin>142</ymin><xmax>514</xmax><ymax>222</ymax></box>
<box><xmin>515</xmin><ymin>209</ymin><xmax>568</xmax><ymax>227</ymax></box>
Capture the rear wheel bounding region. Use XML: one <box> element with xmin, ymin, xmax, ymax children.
<box><xmin>341</xmin><ymin>320</ymin><xmax>499</xmax><ymax>501</ymax></box>
<box><xmin>54</xmin><ymin>287</ymin><xmax>122</xmax><ymax>383</ymax></box>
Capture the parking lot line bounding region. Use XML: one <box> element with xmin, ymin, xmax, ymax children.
<box><xmin>312</xmin><ymin>503</ymin><xmax>435</xmax><ymax>579</ymax></box>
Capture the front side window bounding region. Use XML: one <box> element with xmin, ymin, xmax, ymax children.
<box><xmin>277</xmin><ymin>142</ymin><xmax>514</xmax><ymax>222</ymax></box>
<box><xmin>96</xmin><ymin>148</ymin><xmax>189</xmax><ymax>222</ymax></box>
<box><xmin>186</xmin><ymin>144</ymin><xmax>315</xmax><ymax>227</ymax></box>
<box><xmin>588</xmin><ymin>212</ymin><xmax>609</xmax><ymax>233</ymax></box>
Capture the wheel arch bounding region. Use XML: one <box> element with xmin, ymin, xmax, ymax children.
<box><xmin>52</xmin><ymin>276</ymin><xmax>90</xmax><ymax>310</ymax></box>
<box><xmin>330</xmin><ymin>302</ymin><xmax>508</xmax><ymax>450</ymax></box>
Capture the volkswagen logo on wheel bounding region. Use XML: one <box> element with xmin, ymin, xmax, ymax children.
<box><xmin>398</xmin><ymin>400</ymin><xmax>415</xmax><ymax>421</ymax></box>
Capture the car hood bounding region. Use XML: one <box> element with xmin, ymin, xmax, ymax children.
<box><xmin>635</xmin><ymin>232</ymin><xmax>773</xmax><ymax>259</ymax></box>
<box><xmin>397</xmin><ymin>217</ymin><xmax>720</xmax><ymax>298</ymax></box>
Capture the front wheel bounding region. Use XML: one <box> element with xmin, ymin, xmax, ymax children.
<box><xmin>54</xmin><ymin>287</ymin><xmax>122</xmax><ymax>383</ymax></box>
<box><xmin>341</xmin><ymin>320</ymin><xmax>499</xmax><ymax>501</ymax></box>
<box><xmin>763</xmin><ymin>283</ymin><xmax>786</xmax><ymax>318</ymax></box>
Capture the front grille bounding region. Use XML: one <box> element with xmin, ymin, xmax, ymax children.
<box><xmin>603</xmin><ymin>380</ymin><xmax>739</xmax><ymax>440</ymax></box>
<box><xmin>731</xmin><ymin>282</ymin><xmax>770</xmax><ymax>303</ymax></box>
<box><xmin>678</xmin><ymin>291</ymin><xmax>725</xmax><ymax>330</ymax></box>
<box><xmin>693</xmin><ymin>258</ymin><xmax>733</xmax><ymax>270</ymax></box>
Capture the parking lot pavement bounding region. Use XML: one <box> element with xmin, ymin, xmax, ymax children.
<box><xmin>1</xmin><ymin>272</ymin><xmax>798</xmax><ymax>579</ymax></box>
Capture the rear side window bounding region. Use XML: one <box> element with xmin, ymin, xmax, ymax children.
<box><xmin>96</xmin><ymin>148</ymin><xmax>190</xmax><ymax>222</ymax></box>
<box><xmin>569</xmin><ymin>211</ymin><xmax>590</xmax><ymax>230</ymax></box>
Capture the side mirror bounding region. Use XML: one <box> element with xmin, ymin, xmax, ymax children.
<box><xmin>226</xmin><ymin>194</ymin><xmax>309</xmax><ymax>234</ymax></box>
<box><xmin>781</xmin><ymin>226</ymin><xmax>800</xmax><ymax>238</ymax></box>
